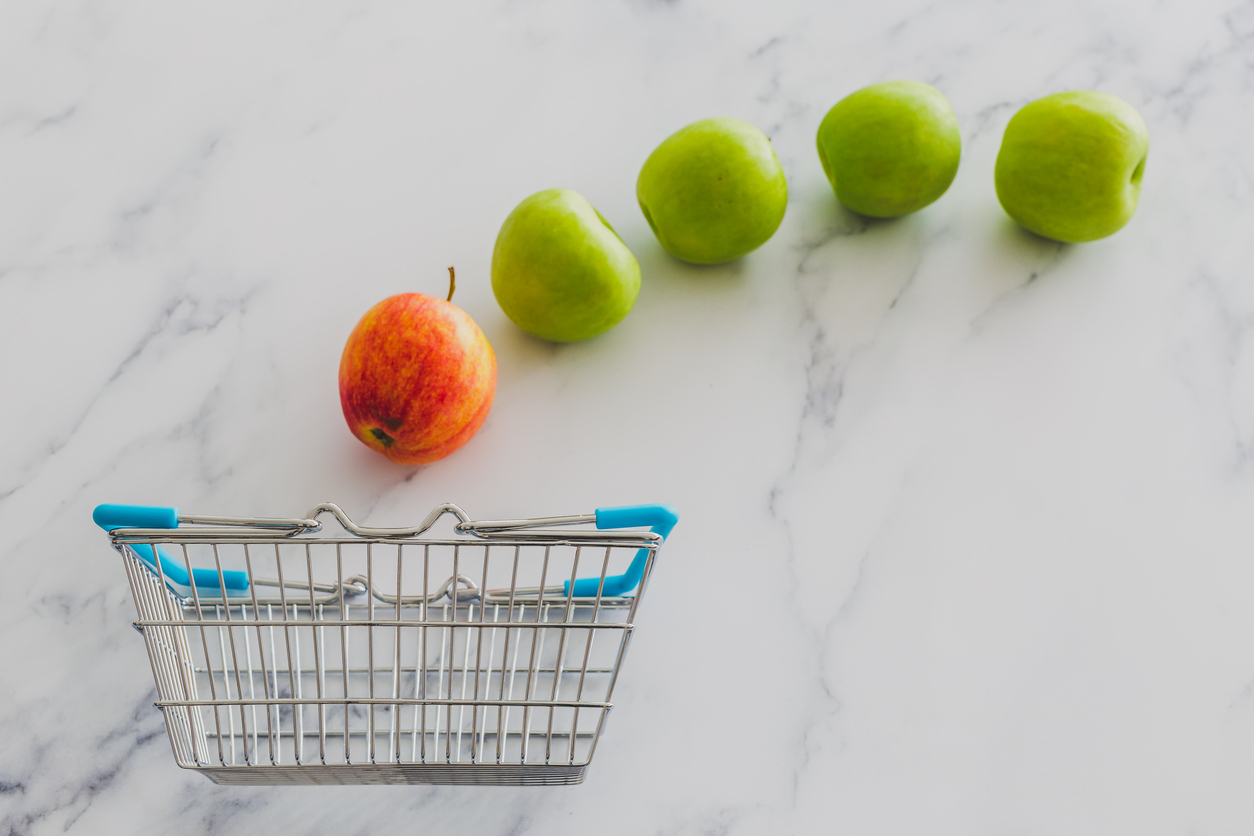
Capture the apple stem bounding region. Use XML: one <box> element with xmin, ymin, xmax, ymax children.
<box><xmin>447</xmin><ymin>266</ymin><xmax>456</xmax><ymax>302</ymax></box>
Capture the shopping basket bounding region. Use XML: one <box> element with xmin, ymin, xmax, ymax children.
<box><xmin>92</xmin><ymin>500</ymin><xmax>678</xmax><ymax>785</ymax></box>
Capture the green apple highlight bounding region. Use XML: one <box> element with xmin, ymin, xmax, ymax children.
<box><xmin>637</xmin><ymin>117</ymin><xmax>787</xmax><ymax>264</ymax></box>
<box><xmin>491</xmin><ymin>189</ymin><xmax>640</xmax><ymax>343</ymax></box>
<box><xmin>995</xmin><ymin>91</ymin><xmax>1148</xmax><ymax>243</ymax></box>
<box><xmin>816</xmin><ymin>80</ymin><xmax>961</xmax><ymax>218</ymax></box>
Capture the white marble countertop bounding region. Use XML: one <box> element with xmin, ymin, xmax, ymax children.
<box><xmin>4</xmin><ymin>0</ymin><xmax>1254</xmax><ymax>832</ymax></box>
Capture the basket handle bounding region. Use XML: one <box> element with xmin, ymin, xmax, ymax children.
<box><xmin>566</xmin><ymin>503</ymin><xmax>678</xmax><ymax>598</ymax></box>
<box><xmin>93</xmin><ymin>503</ymin><xmax>180</xmax><ymax>530</ymax></box>
<box><xmin>93</xmin><ymin>504</ymin><xmax>249</xmax><ymax>592</ymax></box>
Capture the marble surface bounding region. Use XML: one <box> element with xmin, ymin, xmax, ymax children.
<box><xmin>4</xmin><ymin>0</ymin><xmax>1254</xmax><ymax>831</ymax></box>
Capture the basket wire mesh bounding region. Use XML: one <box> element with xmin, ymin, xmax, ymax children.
<box><xmin>99</xmin><ymin>502</ymin><xmax>672</xmax><ymax>785</ymax></box>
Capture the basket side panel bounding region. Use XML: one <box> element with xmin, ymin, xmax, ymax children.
<box><xmin>127</xmin><ymin>536</ymin><xmax>654</xmax><ymax>780</ymax></box>
<box><xmin>122</xmin><ymin>549</ymin><xmax>208</xmax><ymax>766</ymax></box>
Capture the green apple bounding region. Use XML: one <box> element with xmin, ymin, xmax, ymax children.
<box><xmin>995</xmin><ymin>91</ymin><xmax>1148</xmax><ymax>243</ymax></box>
<box><xmin>815</xmin><ymin>80</ymin><xmax>961</xmax><ymax>218</ymax></box>
<box><xmin>491</xmin><ymin>188</ymin><xmax>640</xmax><ymax>343</ymax></box>
<box><xmin>637</xmin><ymin>118</ymin><xmax>787</xmax><ymax>264</ymax></box>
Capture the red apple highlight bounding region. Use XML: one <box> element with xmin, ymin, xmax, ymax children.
<box><xmin>339</xmin><ymin>270</ymin><xmax>496</xmax><ymax>465</ymax></box>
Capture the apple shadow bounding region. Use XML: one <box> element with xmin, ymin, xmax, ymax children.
<box><xmin>484</xmin><ymin>309</ymin><xmax>567</xmax><ymax>371</ymax></box>
<box><xmin>790</xmin><ymin>183</ymin><xmax>931</xmax><ymax>273</ymax></box>
<box><xmin>993</xmin><ymin>215</ymin><xmax>1063</xmax><ymax>271</ymax></box>
<box><xmin>828</xmin><ymin>199</ymin><xmax>908</xmax><ymax>236</ymax></box>
<box><xmin>986</xmin><ymin>214</ymin><xmax>1071</xmax><ymax>289</ymax></box>
<box><xmin>996</xmin><ymin>214</ymin><xmax>1067</xmax><ymax>253</ymax></box>
<box><xmin>634</xmin><ymin>241</ymin><xmax>750</xmax><ymax>284</ymax></box>
<box><xmin>617</xmin><ymin>226</ymin><xmax>760</xmax><ymax>335</ymax></box>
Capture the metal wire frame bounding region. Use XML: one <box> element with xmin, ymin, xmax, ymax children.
<box><xmin>109</xmin><ymin>508</ymin><xmax>661</xmax><ymax>786</ymax></box>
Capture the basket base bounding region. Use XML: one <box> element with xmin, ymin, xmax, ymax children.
<box><xmin>191</xmin><ymin>763</ymin><xmax>588</xmax><ymax>786</ymax></box>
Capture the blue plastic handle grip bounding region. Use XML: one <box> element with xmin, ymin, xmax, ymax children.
<box><xmin>93</xmin><ymin>504</ymin><xmax>180</xmax><ymax>531</ymax></box>
<box><xmin>127</xmin><ymin>544</ymin><xmax>250</xmax><ymax>592</ymax></box>
<box><xmin>566</xmin><ymin>503</ymin><xmax>679</xmax><ymax>598</ymax></box>
<box><xmin>92</xmin><ymin>503</ymin><xmax>249</xmax><ymax>593</ymax></box>
<box><xmin>593</xmin><ymin>504</ymin><xmax>680</xmax><ymax>535</ymax></box>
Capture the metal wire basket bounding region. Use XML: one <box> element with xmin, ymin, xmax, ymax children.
<box><xmin>93</xmin><ymin>500</ymin><xmax>678</xmax><ymax>786</ymax></box>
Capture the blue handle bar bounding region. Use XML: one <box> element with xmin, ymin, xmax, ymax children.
<box><xmin>92</xmin><ymin>504</ymin><xmax>249</xmax><ymax>593</ymax></box>
<box><xmin>566</xmin><ymin>503</ymin><xmax>678</xmax><ymax>598</ymax></box>
<box><xmin>93</xmin><ymin>504</ymin><xmax>180</xmax><ymax>530</ymax></box>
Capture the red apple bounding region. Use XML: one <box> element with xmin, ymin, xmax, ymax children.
<box><xmin>339</xmin><ymin>270</ymin><xmax>496</xmax><ymax>465</ymax></box>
